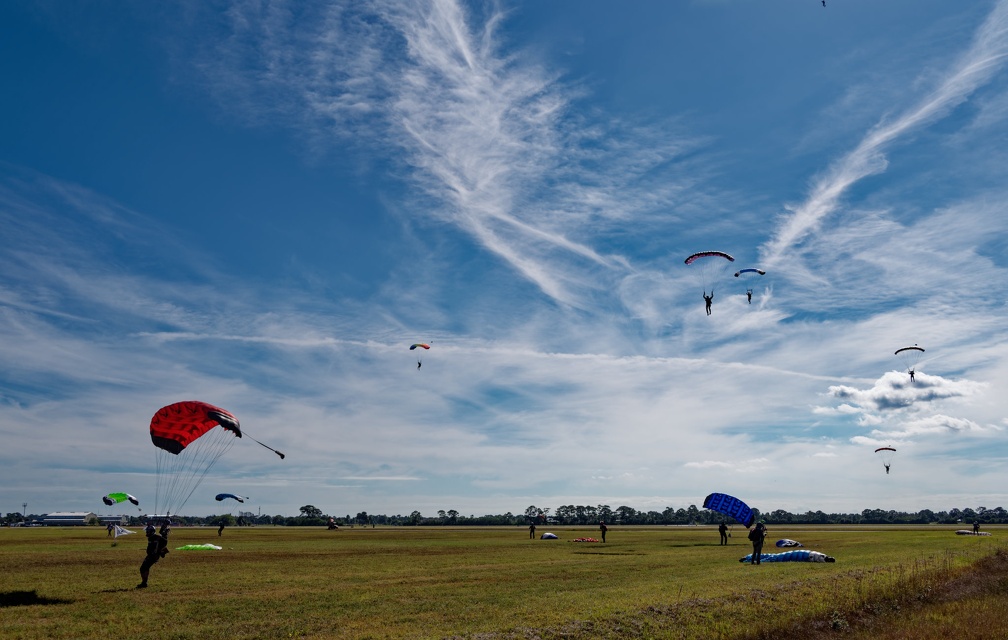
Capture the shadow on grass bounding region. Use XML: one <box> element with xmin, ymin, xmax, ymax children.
<box><xmin>0</xmin><ymin>590</ymin><xmax>73</xmax><ymax>607</ymax></box>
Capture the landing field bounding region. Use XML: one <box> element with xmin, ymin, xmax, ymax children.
<box><xmin>0</xmin><ymin>525</ymin><xmax>1003</xmax><ymax>639</ymax></box>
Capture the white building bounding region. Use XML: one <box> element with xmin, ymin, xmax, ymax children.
<box><xmin>42</xmin><ymin>512</ymin><xmax>97</xmax><ymax>526</ymax></box>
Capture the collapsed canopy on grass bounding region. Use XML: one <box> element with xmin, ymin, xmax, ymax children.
<box><xmin>739</xmin><ymin>550</ymin><xmax>835</xmax><ymax>562</ymax></box>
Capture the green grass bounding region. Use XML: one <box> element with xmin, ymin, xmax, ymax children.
<box><xmin>0</xmin><ymin>525</ymin><xmax>1003</xmax><ymax>639</ymax></box>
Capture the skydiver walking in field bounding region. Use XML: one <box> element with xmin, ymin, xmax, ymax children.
<box><xmin>749</xmin><ymin>521</ymin><xmax>767</xmax><ymax>565</ymax></box>
<box><xmin>599</xmin><ymin>521</ymin><xmax>608</xmax><ymax>543</ymax></box>
<box><xmin>529</xmin><ymin>523</ymin><xmax>536</xmax><ymax>539</ymax></box>
<box><xmin>703</xmin><ymin>291</ymin><xmax>713</xmax><ymax>316</ymax></box>
<box><xmin>719</xmin><ymin>522</ymin><xmax>728</xmax><ymax>545</ymax></box>
<box><xmin>138</xmin><ymin>524</ymin><xmax>167</xmax><ymax>588</ymax></box>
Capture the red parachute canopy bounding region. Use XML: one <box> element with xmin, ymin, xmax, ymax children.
<box><xmin>150</xmin><ymin>401</ymin><xmax>241</xmax><ymax>455</ymax></box>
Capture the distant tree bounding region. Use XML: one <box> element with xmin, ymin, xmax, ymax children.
<box><xmin>437</xmin><ymin>510</ymin><xmax>447</xmax><ymax>522</ymax></box>
<box><xmin>615</xmin><ymin>505</ymin><xmax>637</xmax><ymax>524</ymax></box>
<box><xmin>356</xmin><ymin>511</ymin><xmax>369</xmax><ymax>526</ymax></box>
<box><xmin>409</xmin><ymin>510</ymin><xmax>422</xmax><ymax>526</ymax></box>
<box><xmin>446</xmin><ymin>509</ymin><xmax>459</xmax><ymax>523</ymax></box>
<box><xmin>300</xmin><ymin>505</ymin><xmax>323</xmax><ymax>519</ymax></box>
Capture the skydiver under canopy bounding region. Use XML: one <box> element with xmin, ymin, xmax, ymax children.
<box><xmin>417</xmin><ymin>360</ymin><xmax>422</xmax><ymax>369</ymax></box>
<box><xmin>909</xmin><ymin>369</ymin><xmax>915</xmax><ymax>382</ymax></box>
<box><xmin>703</xmin><ymin>291</ymin><xmax>713</xmax><ymax>316</ymax></box>
<box><xmin>746</xmin><ymin>289</ymin><xmax>753</xmax><ymax>304</ymax></box>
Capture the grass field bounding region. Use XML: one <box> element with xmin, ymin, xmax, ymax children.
<box><xmin>0</xmin><ymin>524</ymin><xmax>1004</xmax><ymax>639</ymax></box>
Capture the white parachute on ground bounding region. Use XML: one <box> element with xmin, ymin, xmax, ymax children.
<box><xmin>113</xmin><ymin>525</ymin><xmax>136</xmax><ymax>538</ymax></box>
<box><xmin>540</xmin><ymin>532</ymin><xmax>558</xmax><ymax>540</ymax></box>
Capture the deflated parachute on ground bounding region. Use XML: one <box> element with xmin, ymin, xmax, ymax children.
<box><xmin>776</xmin><ymin>538</ymin><xmax>803</xmax><ymax>548</ymax></box>
<box><xmin>177</xmin><ymin>543</ymin><xmax>223</xmax><ymax>550</ymax></box>
<box><xmin>739</xmin><ymin>550</ymin><xmax>835</xmax><ymax>563</ymax></box>
<box><xmin>703</xmin><ymin>492</ymin><xmax>755</xmax><ymax>528</ymax></box>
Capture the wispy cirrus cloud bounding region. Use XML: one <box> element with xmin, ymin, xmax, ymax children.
<box><xmin>193</xmin><ymin>0</ymin><xmax>711</xmax><ymax>308</ymax></box>
<box><xmin>761</xmin><ymin>0</ymin><xmax>1008</xmax><ymax>269</ymax></box>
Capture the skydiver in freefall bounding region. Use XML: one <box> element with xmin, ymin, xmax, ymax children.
<box><xmin>703</xmin><ymin>291</ymin><xmax>713</xmax><ymax>316</ymax></box>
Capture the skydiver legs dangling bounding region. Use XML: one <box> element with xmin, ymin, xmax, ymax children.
<box><xmin>746</xmin><ymin>289</ymin><xmax>753</xmax><ymax>304</ymax></box>
<box><xmin>417</xmin><ymin>361</ymin><xmax>422</xmax><ymax>369</ymax></box>
<box><xmin>703</xmin><ymin>291</ymin><xmax>713</xmax><ymax>316</ymax></box>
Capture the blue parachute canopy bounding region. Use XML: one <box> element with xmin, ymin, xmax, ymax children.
<box><xmin>703</xmin><ymin>492</ymin><xmax>755</xmax><ymax>528</ymax></box>
<box><xmin>739</xmin><ymin>550</ymin><xmax>835</xmax><ymax>563</ymax></box>
<box><xmin>215</xmin><ymin>493</ymin><xmax>246</xmax><ymax>503</ymax></box>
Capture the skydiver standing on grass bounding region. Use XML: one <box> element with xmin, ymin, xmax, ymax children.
<box><xmin>748</xmin><ymin>521</ymin><xmax>767</xmax><ymax>565</ymax></box>
<box><xmin>138</xmin><ymin>524</ymin><xmax>166</xmax><ymax>588</ymax></box>
<box><xmin>719</xmin><ymin>522</ymin><xmax>728</xmax><ymax>545</ymax></box>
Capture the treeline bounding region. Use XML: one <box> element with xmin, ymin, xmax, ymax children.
<box><xmin>137</xmin><ymin>503</ymin><xmax>1008</xmax><ymax>527</ymax></box>
<box><xmin>7</xmin><ymin>504</ymin><xmax>1006</xmax><ymax>528</ymax></box>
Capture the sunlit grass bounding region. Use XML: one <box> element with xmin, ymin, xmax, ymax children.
<box><xmin>0</xmin><ymin>525</ymin><xmax>1002</xmax><ymax>639</ymax></box>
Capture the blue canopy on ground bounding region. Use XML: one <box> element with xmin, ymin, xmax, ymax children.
<box><xmin>739</xmin><ymin>550</ymin><xmax>835</xmax><ymax>563</ymax></box>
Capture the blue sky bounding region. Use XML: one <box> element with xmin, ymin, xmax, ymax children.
<box><xmin>2</xmin><ymin>0</ymin><xmax>1007</xmax><ymax>519</ymax></box>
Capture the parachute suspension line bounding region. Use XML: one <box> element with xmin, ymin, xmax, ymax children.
<box><xmin>154</xmin><ymin>427</ymin><xmax>238</xmax><ymax>515</ymax></box>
